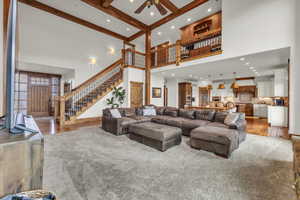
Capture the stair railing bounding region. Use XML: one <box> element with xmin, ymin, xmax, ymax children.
<box><xmin>55</xmin><ymin>59</ymin><xmax>123</xmax><ymax>127</ymax></box>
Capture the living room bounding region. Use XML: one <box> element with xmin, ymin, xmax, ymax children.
<box><xmin>0</xmin><ymin>0</ymin><xmax>300</xmax><ymax>200</ymax></box>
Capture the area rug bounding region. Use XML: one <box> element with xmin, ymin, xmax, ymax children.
<box><xmin>43</xmin><ymin>126</ymin><xmax>296</xmax><ymax>200</ymax></box>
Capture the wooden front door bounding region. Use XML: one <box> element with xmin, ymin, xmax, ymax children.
<box><xmin>130</xmin><ymin>81</ymin><xmax>143</xmax><ymax>108</ymax></box>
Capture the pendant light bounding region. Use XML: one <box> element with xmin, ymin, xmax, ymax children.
<box><xmin>207</xmin><ymin>75</ymin><xmax>213</xmax><ymax>90</ymax></box>
<box><xmin>231</xmin><ymin>72</ymin><xmax>239</xmax><ymax>89</ymax></box>
<box><xmin>218</xmin><ymin>74</ymin><xmax>225</xmax><ymax>89</ymax></box>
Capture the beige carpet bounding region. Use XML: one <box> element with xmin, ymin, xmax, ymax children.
<box><xmin>43</xmin><ymin>126</ymin><xmax>296</xmax><ymax>200</ymax></box>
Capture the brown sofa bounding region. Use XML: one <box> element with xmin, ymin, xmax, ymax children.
<box><xmin>102</xmin><ymin>106</ymin><xmax>246</xmax><ymax>138</ymax></box>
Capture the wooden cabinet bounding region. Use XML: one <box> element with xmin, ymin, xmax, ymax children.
<box><xmin>237</xmin><ymin>103</ymin><xmax>253</xmax><ymax>116</ymax></box>
<box><xmin>268</xmin><ymin>106</ymin><xmax>288</xmax><ymax>127</ymax></box>
<box><xmin>178</xmin><ymin>82</ymin><xmax>192</xmax><ymax>108</ymax></box>
<box><xmin>257</xmin><ymin>81</ymin><xmax>274</xmax><ymax>97</ymax></box>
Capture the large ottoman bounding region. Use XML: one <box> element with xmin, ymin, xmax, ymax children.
<box><xmin>129</xmin><ymin>122</ymin><xmax>182</xmax><ymax>152</ymax></box>
<box><xmin>190</xmin><ymin>126</ymin><xmax>240</xmax><ymax>158</ymax></box>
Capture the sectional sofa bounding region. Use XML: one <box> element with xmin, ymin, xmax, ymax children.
<box><xmin>102</xmin><ymin>106</ymin><xmax>247</xmax><ymax>157</ymax></box>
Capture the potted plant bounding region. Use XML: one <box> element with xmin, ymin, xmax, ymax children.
<box><xmin>106</xmin><ymin>86</ymin><xmax>126</xmax><ymax>108</ymax></box>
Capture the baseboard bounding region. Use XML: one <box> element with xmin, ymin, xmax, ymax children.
<box><xmin>65</xmin><ymin>117</ymin><xmax>102</xmax><ymax>125</ymax></box>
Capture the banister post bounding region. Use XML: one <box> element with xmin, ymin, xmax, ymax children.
<box><xmin>121</xmin><ymin>49</ymin><xmax>126</xmax><ymax>69</ymax></box>
<box><xmin>176</xmin><ymin>40</ymin><xmax>181</xmax><ymax>66</ymax></box>
<box><xmin>54</xmin><ymin>96</ymin><xmax>59</xmax><ymax>122</ymax></box>
<box><xmin>59</xmin><ymin>96</ymin><xmax>65</xmax><ymax>128</ymax></box>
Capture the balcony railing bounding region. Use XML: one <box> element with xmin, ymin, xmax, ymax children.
<box><xmin>122</xmin><ymin>29</ymin><xmax>222</xmax><ymax>70</ymax></box>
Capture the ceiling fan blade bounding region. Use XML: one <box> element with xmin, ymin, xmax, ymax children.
<box><xmin>155</xmin><ymin>3</ymin><xmax>168</xmax><ymax>15</ymax></box>
<box><xmin>135</xmin><ymin>1</ymin><xmax>148</xmax><ymax>14</ymax></box>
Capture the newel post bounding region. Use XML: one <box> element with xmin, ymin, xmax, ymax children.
<box><xmin>176</xmin><ymin>40</ymin><xmax>181</xmax><ymax>66</ymax></box>
<box><xmin>59</xmin><ymin>96</ymin><xmax>65</xmax><ymax>128</ymax></box>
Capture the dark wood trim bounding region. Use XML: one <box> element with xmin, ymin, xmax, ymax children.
<box><xmin>2</xmin><ymin>0</ymin><xmax>11</xmax><ymax>115</ymax></box>
<box><xmin>159</xmin><ymin>0</ymin><xmax>178</xmax><ymax>13</ymax></box>
<box><xmin>128</xmin><ymin>30</ymin><xmax>145</xmax><ymax>42</ymax></box>
<box><xmin>101</xmin><ymin>0</ymin><xmax>113</xmax><ymax>8</ymax></box>
<box><xmin>17</xmin><ymin>70</ymin><xmax>62</xmax><ymax>78</ymax></box>
<box><xmin>288</xmin><ymin>58</ymin><xmax>290</xmax><ymax>129</ymax></box>
<box><xmin>81</xmin><ymin>0</ymin><xmax>148</xmax><ymax>31</ymax></box>
<box><xmin>19</xmin><ymin>0</ymin><xmax>128</xmax><ymax>41</ymax></box>
<box><xmin>73</xmin><ymin>117</ymin><xmax>102</xmax><ymax>124</ymax></box>
<box><xmin>124</xmin><ymin>65</ymin><xmax>145</xmax><ymax>70</ymax></box>
<box><xmin>150</xmin><ymin>0</ymin><xmax>209</xmax><ymax>30</ymax></box>
<box><xmin>180</xmin><ymin>11</ymin><xmax>222</xmax><ymax>30</ymax></box>
<box><xmin>235</xmin><ymin>77</ymin><xmax>255</xmax><ymax>81</ymax></box>
<box><xmin>130</xmin><ymin>81</ymin><xmax>144</xmax><ymax>85</ymax></box>
<box><xmin>145</xmin><ymin>31</ymin><xmax>151</xmax><ymax>105</ymax></box>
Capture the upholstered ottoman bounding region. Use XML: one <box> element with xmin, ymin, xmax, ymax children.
<box><xmin>190</xmin><ymin>126</ymin><xmax>240</xmax><ymax>158</ymax></box>
<box><xmin>129</xmin><ymin>122</ymin><xmax>182</xmax><ymax>152</ymax></box>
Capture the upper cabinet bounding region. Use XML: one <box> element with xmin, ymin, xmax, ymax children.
<box><xmin>274</xmin><ymin>68</ymin><xmax>288</xmax><ymax>97</ymax></box>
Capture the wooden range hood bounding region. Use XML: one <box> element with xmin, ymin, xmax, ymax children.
<box><xmin>233</xmin><ymin>85</ymin><xmax>257</xmax><ymax>98</ymax></box>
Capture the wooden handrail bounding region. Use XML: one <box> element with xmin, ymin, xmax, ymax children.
<box><xmin>64</xmin><ymin>58</ymin><xmax>122</xmax><ymax>100</ymax></box>
<box><xmin>125</xmin><ymin>48</ymin><xmax>146</xmax><ymax>56</ymax></box>
<box><xmin>151</xmin><ymin>43</ymin><xmax>178</xmax><ymax>53</ymax></box>
<box><xmin>181</xmin><ymin>28</ymin><xmax>222</xmax><ymax>46</ymax></box>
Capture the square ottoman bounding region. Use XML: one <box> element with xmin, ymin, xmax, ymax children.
<box><xmin>129</xmin><ymin>122</ymin><xmax>182</xmax><ymax>152</ymax></box>
<box><xmin>190</xmin><ymin>126</ymin><xmax>240</xmax><ymax>158</ymax></box>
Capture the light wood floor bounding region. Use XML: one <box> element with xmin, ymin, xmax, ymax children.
<box><xmin>36</xmin><ymin>117</ymin><xmax>290</xmax><ymax>140</ymax></box>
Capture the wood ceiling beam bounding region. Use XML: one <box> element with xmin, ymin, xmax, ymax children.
<box><xmin>128</xmin><ymin>0</ymin><xmax>209</xmax><ymax>41</ymax></box>
<box><xmin>150</xmin><ymin>0</ymin><xmax>209</xmax><ymax>30</ymax></box>
<box><xmin>128</xmin><ymin>30</ymin><xmax>145</xmax><ymax>42</ymax></box>
<box><xmin>159</xmin><ymin>0</ymin><xmax>178</xmax><ymax>13</ymax></box>
<box><xmin>19</xmin><ymin>0</ymin><xmax>128</xmax><ymax>41</ymax></box>
<box><xmin>81</xmin><ymin>0</ymin><xmax>148</xmax><ymax>31</ymax></box>
<box><xmin>101</xmin><ymin>0</ymin><xmax>113</xmax><ymax>8</ymax></box>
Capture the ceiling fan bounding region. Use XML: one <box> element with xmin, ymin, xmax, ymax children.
<box><xmin>135</xmin><ymin>0</ymin><xmax>168</xmax><ymax>16</ymax></box>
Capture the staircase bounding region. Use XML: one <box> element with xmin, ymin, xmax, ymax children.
<box><xmin>54</xmin><ymin>59</ymin><xmax>123</xmax><ymax>126</ymax></box>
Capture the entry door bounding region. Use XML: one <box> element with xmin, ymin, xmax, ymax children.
<box><xmin>28</xmin><ymin>76</ymin><xmax>51</xmax><ymax>117</ymax></box>
<box><xmin>130</xmin><ymin>82</ymin><xmax>143</xmax><ymax>108</ymax></box>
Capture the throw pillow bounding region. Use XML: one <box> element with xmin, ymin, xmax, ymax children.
<box><xmin>143</xmin><ymin>108</ymin><xmax>156</xmax><ymax>116</ymax></box>
<box><xmin>224</xmin><ymin>113</ymin><xmax>240</xmax><ymax>126</ymax></box>
<box><xmin>110</xmin><ymin>109</ymin><xmax>122</xmax><ymax>118</ymax></box>
<box><xmin>156</xmin><ymin>107</ymin><xmax>165</xmax><ymax>115</ymax></box>
<box><xmin>164</xmin><ymin>107</ymin><xmax>178</xmax><ymax>117</ymax></box>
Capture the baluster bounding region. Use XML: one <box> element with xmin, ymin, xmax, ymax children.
<box><xmin>60</xmin><ymin>96</ymin><xmax>65</xmax><ymax>128</ymax></box>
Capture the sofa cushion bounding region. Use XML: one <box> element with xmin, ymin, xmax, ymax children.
<box><xmin>119</xmin><ymin>108</ymin><xmax>136</xmax><ymax>117</ymax></box>
<box><xmin>164</xmin><ymin>107</ymin><xmax>178</xmax><ymax>117</ymax></box>
<box><xmin>135</xmin><ymin>107</ymin><xmax>144</xmax><ymax>116</ymax></box>
<box><xmin>129</xmin><ymin>116</ymin><xmax>152</xmax><ymax>123</ymax></box>
<box><xmin>110</xmin><ymin>109</ymin><xmax>122</xmax><ymax>118</ymax></box>
<box><xmin>179</xmin><ymin>109</ymin><xmax>195</xmax><ymax>119</ymax></box>
<box><xmin>151</xmin><ymin>115</ymin><xmax>173</xmax><ymax>124</ymax></box>
<box><xmin>156</xmin><ymin>107</ymin><xmax>165</xmax><ymax>115</ymax></box>
<box><xmin>120</xmin><ymin>117</ymin><xmax>137</xmax><ymax>128</ymax></box>
<box><xmin>194</xmin><ymin>110</ymin><xmax>215</xmax><ymax>121</ymax></box>
<box><xmin>207</xmin><ymin>122</ymin><xmax>229</xmax><ymax>129</ymax></box>
<box><xmin>214</xmin><ymin>112</ymin><xmax>228</xmax><ymax>123</ymax></box>
<box><xmin>181</xmin><ymin>119</ymin><xmax>210</xmax><ymax>129</ymax></box>
<box><xmin>224</xmin><ymin>113</ymin><xmax>240</xmax><ymax>126</ymax></box>
<box><xmin>163</xmin><ymin>117</ymin><xmax>187</xmax><ymax>128</ymax></box>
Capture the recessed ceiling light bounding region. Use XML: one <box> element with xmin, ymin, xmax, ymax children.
<box><xmin>89</xmin><ymin>58</ymin><xmax>96</xmax><ymax>65</ymax></box>
<box><xmin>245</xmin><ymin>62</ymin><xmax>250</xmax><ymax>66</ymax></box>
<box><xmin>106</xmin><ymin>19</ymin><xmax>111</xmax><ymax>23</ymax></box>
<box><xmin>171</xmin><ymin>73</ymin><xmax>175</xmax><ymax>77</ymax></box>
<box><xmin>208</xmin><ymin>8</ymin><xmax>212</xmax><ymax>12</ymax></box>
<box><xmin>171</xmin><ymin>25</ymin><xmax>175</xmax><ymax>29</ymax></box>
<box><xmin>249</xmin><ymin>67</ymin><xmax>254</xmax><ymax>69</ymax></box>
<box><xmin>129</xmin><ymin>0</ymin><xmax>134</xmax><ymax>2</ymax></box>
<box><xmin>240</xmin><ymin>57</ymin><xmax>245</xmax><ymax>61</ymax></box>
<box><xmin>157</xmin><ymin>32</ymin><xmax>162</xmax><ymax>36</ymax></box>
<box><xmin>189</xmin><ymin>74</ymin><xmax>193</xmax><ymax>78</ymax></box>
<box><xmin>187</xmin><ymin>18</ymin><xmax>192</xmax><ymax>22</ymax></box>
<box><xmin>150</xmin><ymin>12</ymin><xmax>155</xmax><ymax>16</ymax></box>
<box><xmin>126</xmin><ymin>27</ymin><xmax>130</xmax><ymax>31</ymax></box>
<box><xmin>108</xmin><ymin>47</ymin><xmax>115</xmax><ymax>55</ymax></box>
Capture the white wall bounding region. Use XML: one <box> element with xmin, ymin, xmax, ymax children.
<box><xmin>151</xmin><ymin>74</ymin><xmax>164</xmax><ymax>106</ymax></box>
<box><xmin>166</xmin><ymin>79</ymin><xmax>178</xmax><ymax>107</ymax></box>
<box><xmin>123</xmin><ymin>67</ymin><xmax>145</xmax><ymax>107</ymax></box>
<box><xmin>290</xmin><ymin>0</ymin><xmax>300</xmax><ymax>134</ymax></box>
<box><xmin>0</xmin><ymin>0</ymin><xmax>3</xmax><ymax>116</ymax></box>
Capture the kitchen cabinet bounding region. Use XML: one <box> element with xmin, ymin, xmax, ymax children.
<box><xmin>274</xmin><ymin>69</ymin><xmax>288</xmax><ymax>97</ymax></box>
<box><xmin>253</xmin><ymin>104</ymin><xmax>268</xmax><ymax>118</ymax></box>
<box><xmin>268</xmin><ymin>106</ymin><xmax>288</xmax><ymax>127</ymax></box>
<box><xmin>257</xmin><ymin>81</ymin><xmax>274</xmax><ymax>97</ymax></box>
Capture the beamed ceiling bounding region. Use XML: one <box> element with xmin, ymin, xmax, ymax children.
<box><xmin>18</xmin><ymin>0</ymin><xmax>222</xmax><ymax>45</ymax></box>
